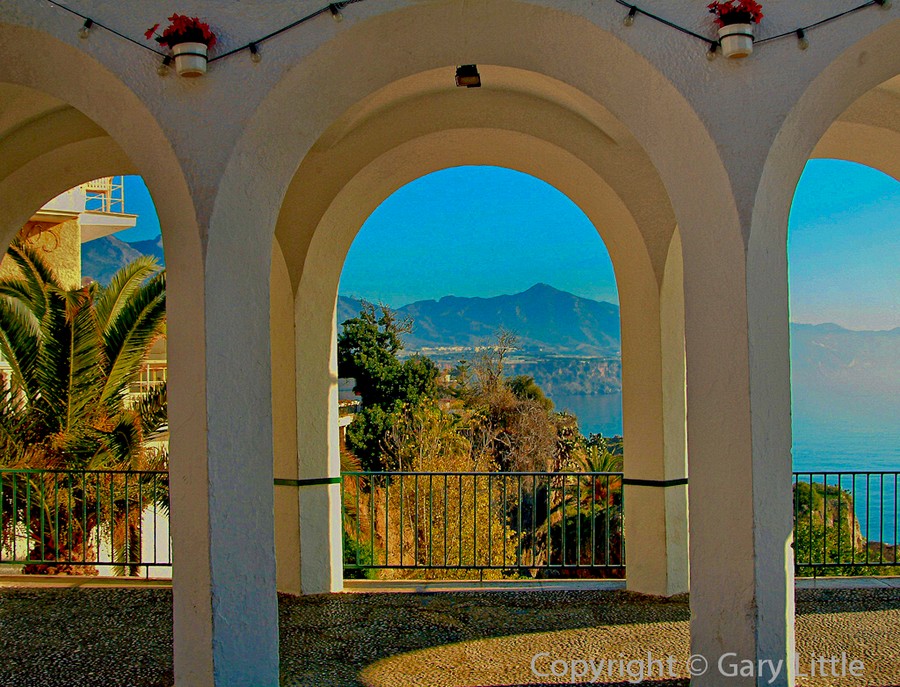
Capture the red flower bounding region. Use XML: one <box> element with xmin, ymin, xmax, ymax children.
<box><xmin>144</xmin><ymin>23</ymin><xmax>160</xmax><ymax>40</ymax></box>
<box><xmin>145</xmin><ymin>13</ymin><xmax>216</xmax><ymax>48</ymax></box>
<box><xmin>708</xmin><ymin>0</ymin><xmax>764</xmax><ymax>27</ymax></box>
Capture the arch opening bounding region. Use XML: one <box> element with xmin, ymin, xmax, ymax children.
<box><xmin>267</xmin><ymin>62</ymin><xmax>690</xmax><ymax>600</ymax></box>
<box><xmin>335</xmin><ymin>164</ymin><xmax>625</xmax><ymax>581</ymax></box>
<box><xmin>0</xmin><ymin>173</ymin><xmax>171</xmax><ymax>578</ymax></box>
<box><xmin>787</xmin><ymin>145</ymin><xmax>900</xmax><ymax>572</ymax></box>
<box><xmin>0</xmin><ymin>33</ymin><xmax>212</xmax><ymax>682</ymax></box>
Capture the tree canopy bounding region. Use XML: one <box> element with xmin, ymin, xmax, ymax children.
<box><xmin>0</xmin><ymin>239</ymin><xmax>167</xmax><ymax>470</ymax></box>
<box><xmin>338</xmin><ymin>302</ymin><xmax>439</xmax><ymax>470</ymax></box>
<box><xmin>0</xmin><ymin>239</ymin><xmax>168</xmax><ymax>574</ymax></box>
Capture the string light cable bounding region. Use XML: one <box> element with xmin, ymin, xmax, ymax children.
<box><xmin>46</xmin><ymin>1</ymin><xmax>167</xmax><ymax>56</ymax></box>
<box><xmin>42</xmin><ymin>0</ymin><xmax>368</xmax><ymax>67</ymax></box>
<box><xmin>42</xmin><ymin>0</ymin><xmax>894</xmax><ymax>68</ymax></box>
<box><xmin>208</xmin><ymin>1</ymin><xmax>366</xmax><ymax>62</ymax></box>
<box><xmin>615</xmin><ymin>0</ymin><xmax>891</xmax><ymax>54</ymax></box>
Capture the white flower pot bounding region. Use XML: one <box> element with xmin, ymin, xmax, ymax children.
<box><xmin>172</xmin><ymin>41</ymin><xmax>208</xmax><ymax>77</ymax></box>
<box><xmin>718</xmin><ymin>23</ymin><xmax>754</xmax><ymax>59</ymax></box>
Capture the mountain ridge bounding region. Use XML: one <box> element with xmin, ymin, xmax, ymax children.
<box><xmin>340</xmin><ymin>283</ymin><xmax>620</xmax><ymax>357</ymax></box>
<box><xmin>82</xmin><ymin>234</ymin><xmax>164</xmax><ymax>284</ymax></box>
<box><xmin>84</xmin><ymin>234</ymin><xmax>898</xmax><ymax>398</ymax></box>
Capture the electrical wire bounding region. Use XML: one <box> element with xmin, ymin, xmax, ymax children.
<box><xmin>42</xmin><ymin>0</ymin><xmax>892</xmax><ymax>67</ymax></box>
<box><xmin>616</xmin><ymin>0</ymin><xmax>887</xmax><ymax>51</ymax></box>
<box><xmin>46</xmin><ymin>1</ymin><xmax>168</xmax><ymax>56</ymax></box>
<box><xmin>43</xmin><ymin>0</ymin><xmax>369</xmax><ymax>65</ymax></box>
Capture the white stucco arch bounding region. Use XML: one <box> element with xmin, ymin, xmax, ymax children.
<box><xmin>814</xmin><ymin>118</ymin><xmax>900</xmax><ymax>182</ymax></box>
<box><xmin>274</xmin><ymin>121</ymin><xmax>689</xmax><ymax>594</ymax></box>
<box><xmin>0</xmin><ymin>22</ymin><xmax>218</xmax><ymax>687</ymax></box>
<box><xmin>728</xmin><ymin>20</ymin><xmax>900</xmax><ymax>678</ymax></box>
<box><xmin>215</xmin><ymin>2</ymin><xmax>748</xmax><ymax>678</ymax></box>
<box><xmin>220</xmin><ymin>0</ymin><xmax>728</xmax><ymax>258</ymax></box>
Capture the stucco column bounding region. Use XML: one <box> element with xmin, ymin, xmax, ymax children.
<box><xmin>295</xmin><ymin>288</ymin><xmax>344</xmax><ymax>594</ymax></box>
<box><xmin>272</xmin><ymin>242</ymin><xmax>302</xmax><ymax>594</ymax></box>
<box><xmin>620</xmin><ymin>231</ymin><xmax>689</xmax><ymax>597</ymax></box>
<box><xmin>681</xmin><ymin>211</ymin><xmax>794</xmax><ymax>686</ymax></box>
<box><xmin>170</xmin><ymin>221</ymin><xmax>280</xmax><ymax>686</ymax></box>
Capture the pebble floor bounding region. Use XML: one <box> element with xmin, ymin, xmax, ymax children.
<box><xmin>0</xmin><ymin>587</ymin><xmax>897</xmax><ymax>686</ymax></box>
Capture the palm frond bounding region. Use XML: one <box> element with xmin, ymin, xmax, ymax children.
<box><xmin>0</xmin><ymin>295</ymin><xmax>41</xmax><ymax>397</ymax></box>
<box><xmin>0</xmin><ymin>279</ymin><xmax>44</xmax><ymax>308</ymax></box>
<box><xmin>61</xmin><ymin>287</ymin><xmax>103</xmax><ymax>431</ymax></box>
<box><xmin>32</xmin><ymin>289</ymin><xmax>73</xmax><ymax>433</ymax></box>
<box><xmin>4</xmin><ymin>240</ymin><xmax>61</xmax><ymax>317</ymax></box>
<box><xmin>88</xmin><ymin>411</ymin><xmax>144</xmax><ymax>469</ymax></box>
<box><xmin>94</xmin><ymin>257</ymin><xmax>161</xmax><ymax>338</ymax></box>
<box><xmin>100</xmin><ymin>271</ymin><xmax>166</xmax><ymax>406</ymax></box>
<box><xmin>133</xmin><ymin>383</ymin><xmax>168</xmax><ymax>440</ymax></box>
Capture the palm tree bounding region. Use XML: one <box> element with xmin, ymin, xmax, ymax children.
<box><xmin>512</xmin><ymin>442</ymin><xmax>624</xmax><ymax>575</ymax></box>
<box><xmin>0</xmin><ymin>239</ymin><xmax>167</xmax><ymax>574</ymax></box>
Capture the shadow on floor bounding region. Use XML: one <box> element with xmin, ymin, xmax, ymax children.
<box><xmin>0</xmin><ymin>587</ymin><xmax>897</xmax><ymax>686</ymax></box>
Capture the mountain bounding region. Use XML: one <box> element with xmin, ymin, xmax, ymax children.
<box><xmin>81</xmin><ymin>234</ymin><xmax>165</xmax><ymax>284</ymax></box>
<box><xmin>340</xmin><ymin>284</ymin><xmax>620</xmax><ymax>357</ymax></box>
<box><xmin>790</xmin><ymin>322</ymin><xmax>900</xmax><ymax>397</ymax></box>
<box><xmin>337</xmin><ymin>295</ymin><xmax>366</xmax><ymax>326</ymax></box>
<box><xmin>81</xmin><ymin>235</ymin><xmax>898</xmax><ymax>403</ymax></box>
<box><xmin>125</xmin><ymin>235</ymin><xmax>165</xmax><ymax>265</ymax></box>
<box><xmin>338</xmin><ymin>290</ymin><xmax>900</xmax><ymax>400</ymax></box>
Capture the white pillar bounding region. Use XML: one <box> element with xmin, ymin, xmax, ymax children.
<box><xmin>272</xmin><ymin>242</ymin><xmax>302</xmax><ymax>594</ymax></box>
<box><xmin>295</xmin><ymin>288</ymin><xmax>343</xmax><ymax>594</ymax></box>
<box><xmin>169</xmin><ymin>224</ymin><xmax>280</xmax><ymax>686</ymax></box>
<box><xmin>621</xmin><ymin>233</ymin><xmax>689</xmax><ymax>597</ymax></box>
<box><xmin>682</xmin><ymin>213</ymin><xmax>794</xmax><ymax>686</ymax></box>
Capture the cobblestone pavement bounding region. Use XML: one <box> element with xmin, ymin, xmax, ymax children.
<box><xmin>0</xmin><ymin>587</ymin><xmax>897</xmax><ymax>686</ymax></box>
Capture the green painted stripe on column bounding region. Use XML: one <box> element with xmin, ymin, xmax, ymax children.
<box><xmin>622</xmin><ymin>477</ymin><xmax>688</xmax><ymax>488</ymax></box>
<box><xmin>274</xmin><ymin>477</ymin><xmax>342</xmax><ymax>487</ymax></box>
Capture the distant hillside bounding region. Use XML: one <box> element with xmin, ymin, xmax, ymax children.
<box><xmin>81</xmin><ymin>237</ymin><xmax>899</xmax><ymax>402</ymax></box>
<box><xmin>338</xmin><ymin>290</ymin><xmax>899</xmax><ymax>400</ymax></box>
<box><xmin>790</xmin><ymin>322</ymin><xmax>900</xmax><ymax>396</ymax></box>
<box><xmin>339</xmin><ymin>284</ymin><xmax>620</xmax><ymax>357</ymax></box>
<box><xmin>338</xmin><ymin>295</ymin><xmax>366</xmax><ymax>326</ymax></box>
<box><xmin>81</xmin><ymin>234</ymin><xmax>165</xmax><ymax>284</ymax></box>
<box><xmin>126</xmin><ymin>235</ymin><xmax>165</xmax><ymax>264</ymax></box>
<box><xmin>505</xmin><ymin>357</ymin><xmax>622</xmax><ymax>395</ymax></box>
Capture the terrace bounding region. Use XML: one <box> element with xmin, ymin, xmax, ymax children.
<box><xmin>1</xmin><ymin>584</ymin><xmax>898</xmax><ymax>686</ymax></box>
<box><xmin>3</xmin><ymin>468</ymin><xmax>898</xmax><ymax>685</ymax></box>
<box><xmin>0</xmin><ymin>2</ymin><xmax>898</xmax><ymax>686</ymax></box>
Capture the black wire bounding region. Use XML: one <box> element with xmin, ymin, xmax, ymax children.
<box><xmin>43</xmin><ymin>0</ymin><xmax>369</xmax><ymax>65</ymax></box>
<box><xmin>617</xmin><ymin>0</ymin><xmax>885</xmax><ymax>51</ymax></box>
<box><xmin>615</xmin><ymin>0</ymin><xmax>717</xmax><ymax>46</ymax></box>
<box><xmin>755</xmin><ymin>1</ymin><xmax>877</xmax><ymax>44</ymax></box>
<box><xmin>209</xmin><ymin>0</ymin><xmax>369</xmax><ymax>62</ymax></box>
<box><xmin>47</xmin><ymin>1</ymin><xmax>168</xmax><ymax>57</ymax></box>
<box><xmin>40</xmin><ymin>0</ymin><xmax>890</xmax><ymax>65</ymax></box>
<box><xmin>209</xmin><ymin>6</ymin><xmax>331</xmax><ymax>62</ymax></box>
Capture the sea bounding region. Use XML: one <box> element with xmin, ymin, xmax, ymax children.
<box><xmin>551</xmin><ymin>391</ymin><xmax>900</xmax><ymax>546</ymax></box>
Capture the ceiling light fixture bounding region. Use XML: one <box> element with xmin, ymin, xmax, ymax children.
<box><xmin>455</xmin><ymin>64</ymin><xmax>481</xmax><ymax>88</ymax></box>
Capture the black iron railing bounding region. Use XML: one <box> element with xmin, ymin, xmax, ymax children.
<box><xmin>0</xmin><ymin>469</ymin><xmax>171</xmax><ymax>576</ymax></box>
<box><xmin>341</xmin><ymin>471</ymin><xmax>625</xmax><ymax>574</ymax></box>
<box><xmin>793</xmin><ymin>471</ymin><xmax>898</xmax><ymax>573</ymax></box>
<box><xmin>3</xmin><ymin>468</ymin><xmax>897</xmax><ymax>578</ymax></box>
<box><xmin>343</xmin><ymin>470</ymin><xmax>900</xmax><ymax>577</ymax></box>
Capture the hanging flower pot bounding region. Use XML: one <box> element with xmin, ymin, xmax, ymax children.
<box><xmin>717</xmin><ymin>22</ymin><xmax>755</xmax><ymax>58</ymax></box>
<box><xmin>146</xmin><ymin>14</ymin><xmax>217</xmax><ymax>77</ymax></box>
<box><xmin>171</xmin><ymin>41</ymin><xmax>209</xmax><ymax>77</ymax></box>
<box><xmin>708</xmin><ymin>1</ymin><xmax>764</xmax><ymax>59</ymax></box>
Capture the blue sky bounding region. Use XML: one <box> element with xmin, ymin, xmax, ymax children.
<box><xmin>788</xmin><ymin>160</ymin><xmax>899</xmax><ymax>330</ymax></box>
<box><xmin>340</xmin><ymin>167</ymin><xmax>620</xmax><ymax>308</ymax></box>
<box><xmin>119</xmin><ymin>160</ymin><xmax>898</xmax><ymax>330</ymax></box>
